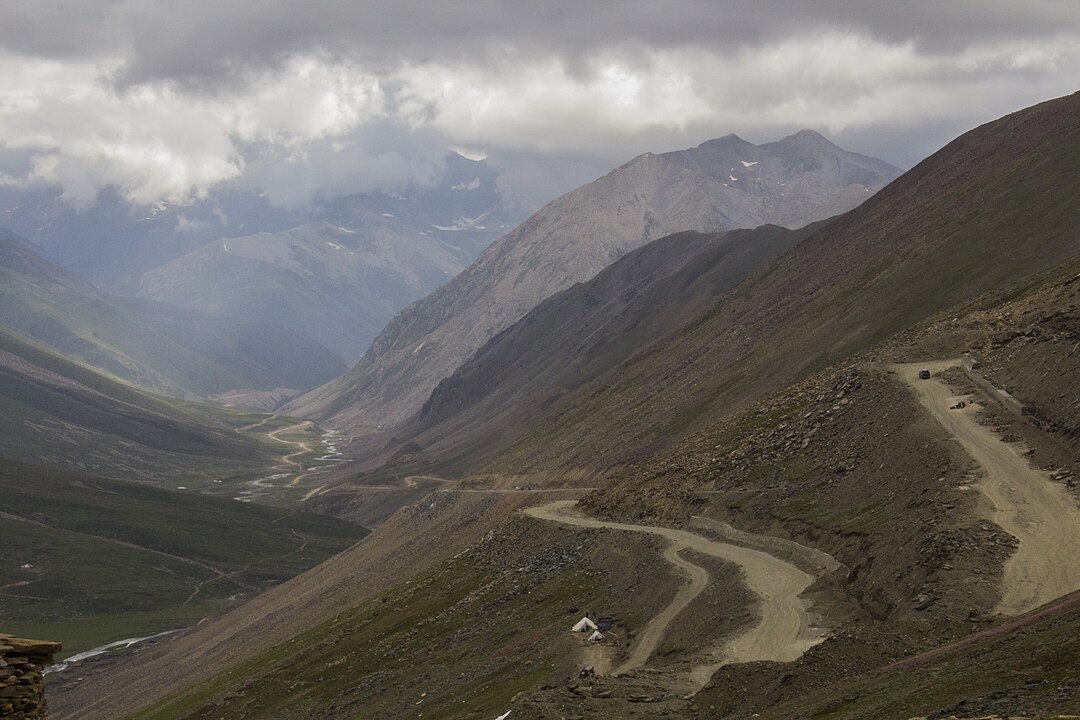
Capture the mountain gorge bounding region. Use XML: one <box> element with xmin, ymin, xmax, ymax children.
<box><xmin>373</xmin><ymin>221</ymin><xmax>827</xmax><ymax>477</ymax></box>
<box><xmin>285</xmin><ymin>130</ymin><xmax>900</xmax><ymax>429</ymax></box>
<box><xmin>6</xmin><ymin>4</ymin><xmax>1078</xmax><ymax>719</ymax></box>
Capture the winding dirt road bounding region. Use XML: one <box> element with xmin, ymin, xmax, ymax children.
<box><xmin>267</xmin><ymin>422</ymin><xmax>314</xmax><ymax>472</ymax></box>
<box><xmin>899</xmin><ymin>360</ymin><xmax>1080</xmax><ymax>615</ymax></box>
<box><xmin>525</xmin><ymin>500</ymin><xmax>824</xmax><ymax>682</ymax></box>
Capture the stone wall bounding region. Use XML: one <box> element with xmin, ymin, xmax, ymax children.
<box><xmin>0</xmin><ymin>634</ymin><xmax>61</xmax><ymax>719</ymax></box>
<box><xmin>962</xmin><ymin>353</ymin><xmax>1026</xmax><ymax>417</ymax></box>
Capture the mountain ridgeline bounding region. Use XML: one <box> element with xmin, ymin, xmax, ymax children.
<box><xmin>285</xmin><ymin>130</ymin><xmax>901</xmax><ymax>429</ymax></box>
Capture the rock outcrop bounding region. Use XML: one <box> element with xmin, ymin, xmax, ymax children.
<box><xmin>0</xmin><ymin>634</ymin><xmax>61</xmax><ymax>719</ymax></box>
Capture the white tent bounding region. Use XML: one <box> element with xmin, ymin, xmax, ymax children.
<box><xmin>588</xmin><ymin>630</ymin><xmax>604</xmax><ymax>643</ymax></box>
<box><xmin>571</xmin><ymin>617</ymin><xmax>598</xmax><ymax>632</ymax></box>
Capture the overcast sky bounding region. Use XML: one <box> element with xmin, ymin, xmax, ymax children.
<box><xmin>1</xmin><ymin>0</ymin><xmax>1077</xmax><ymax>209</ymax></box>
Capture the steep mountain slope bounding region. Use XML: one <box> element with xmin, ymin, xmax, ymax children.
<box><xmin>285</xmin><ymin>131</ymin><xmax>900</xmax><ymax>427</ymax></box>
<box><xmin>133</xmin><ymin>153</ymin><xmax>523</xmax><ymax>364</ymax></box>
<box><xmin>377</xmin><ymin>221</ymin><xmax>827</xmax><ymax>476</ymax></box>
<box><xmin>0</xmin><ymin>325</ymin><xmax>271</xmax><ymax>481</ymax></box>
<box><xmin>0</xmin><ymin>233</ymin><xmax>345</xmax><ymax>398</ymax></box>
<box><xmin>488</xmin><ymin>90</ymin><xmax>1080</xmax><ymax>476</ymax></box>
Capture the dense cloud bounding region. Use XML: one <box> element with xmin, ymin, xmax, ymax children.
<box><xmin>0</xmin><ymin>1</ymin><xmax>1077</xmax><ymax>207</ymax></box>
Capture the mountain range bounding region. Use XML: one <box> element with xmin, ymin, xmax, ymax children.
<box><xmin>484</xmin><ymin>90</ymin><xmax>1080</xmax><ymax>477</ymax></box>
<box><xmin>131</xmin><ymin>153</ymin><xmax>521</xmax><ymax>364</ymax></box>
<box><xmin>1</xmin><ymin>152</ymin><xmax>527</xmax><ymax>374</ymax></box>
<box><xmin>284</xmin><ymin>129</ymin><xmax>901</xmax><ymax>428</ymax></box>
<box><xmin>0</xmin><ymin>86</ymin><xmax>1075</xmax><ymax>720</ymax></box>
<box><xmin>40</xmin><ymin>91</ymin><xmax>1080</xmax><ymax>720</ymax></box>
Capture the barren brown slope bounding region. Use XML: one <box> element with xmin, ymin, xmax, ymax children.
<box><xmin>488</xmin><ymin>90</ymin><xmax>1080</xmax><ymax>477</ymax></box>
<box><xmin>285</xmin><ymin>132</ymin><xmax>898</xmax><ymax>429</ymax></box>
<box><xmin>372</xmin><ymin>222</ymin><xmax>827</xmax><ymax>477</ymax></box>
<box><xmin>561</xmin><ymin>240</ymin><xmax>1080</xmax><ymax>717</ymax></box>
<box><xmin>525</xmin><ymin>500</ymin><xmax>822</xmax><ymax>680</ymax></box>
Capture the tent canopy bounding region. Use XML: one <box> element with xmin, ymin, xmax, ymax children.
<box><xmin>571</xmin><ymin>617</ymin><xmax>598</xmax><ymax>632</ymax></box>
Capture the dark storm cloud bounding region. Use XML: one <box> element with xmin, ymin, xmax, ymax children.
<box><xmin>5</xmin><ymin>1</ymin><xmax>1078</xmax><ymax>86</ymax></box>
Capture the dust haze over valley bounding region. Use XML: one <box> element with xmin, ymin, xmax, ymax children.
<box><xmin>2</xmin><ymin>3</ymin><xmax>1080</xmax><ymax>720</ymax></box>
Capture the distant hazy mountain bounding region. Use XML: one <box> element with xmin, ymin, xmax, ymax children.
<box><xmin>0</xmin><ymin>185</ymin><xmax>305</xmax><ymax>285</ymax></box>
<box><xmin>286</xmin><ymin>130</ymin><xmax>901</xmax><ymax>428</ymax></box>
<box><xmin>132</xmin><ymin>153</ymin><xmax>525</xmax><ymax>364</ymax></box>
<box><xmin>0</xmin><ymin>232</ymin><xmax>345</xmax><ymax>399</ymax></box>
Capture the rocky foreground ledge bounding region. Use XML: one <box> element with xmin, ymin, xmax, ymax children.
<box><xmin>0</xmin><ymin>634</ymin><xmax>61</xmax><ymax>719</ymax></box>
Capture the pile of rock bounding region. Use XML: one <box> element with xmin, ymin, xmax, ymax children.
<box><xmin>0</xmin><ymin>634</ymin><xmax>61</xmax><ymax>719</ymax></box>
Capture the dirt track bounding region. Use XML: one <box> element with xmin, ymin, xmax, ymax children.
<box><xmin>267</xmin><ymin>422</ymin><xmax>314</xmax><ymax>472</ymax></box>
<box><xmin>899</xmin><ymin>360</ymin><xmax>1080</xmax><ymax>615</ymax></box>
<box><xmin>524</xmin><ymin>500</ymin><xmax>823</xmax><ymax>683</ymax></box>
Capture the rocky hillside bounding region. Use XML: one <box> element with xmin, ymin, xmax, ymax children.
<box><xmin>133</xmin><ymin>153</ymin><xmax>523</xmax><ymax>364</ymax></box>
<box><xmin>285</xmin><ymin>131</ymin><xmax>900</xmax><ymax>428</ymax></box>
<box><xmin>887</xmin><ymin>253</ymin><xmax>1080</xmax><ymax>454</ymax></box>
<box><xmin>487</xmin><ymin>90</ymin><xmax>1080</xmax><ymax>476</ymax></box>
<box><xmin>0</xmin><ymin>233</ymin><xmax>345</xmax><ymax>399</ymax></box>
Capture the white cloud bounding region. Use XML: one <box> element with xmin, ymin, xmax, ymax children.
<box><xmin>0</xmin><ymin>51</ymin><xmax>386</xmax><ymax>206</ymax></box>
<box><xmin>394</xmin><ymin>31</ymin><xmax>1080</xmax><ymax>163</ymax></box>
<box><xmin>0</xmin><ymin>11</ymin><xmax>1077</xmax><ymax>208</ymax></box>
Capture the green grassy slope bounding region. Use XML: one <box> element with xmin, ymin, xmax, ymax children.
<box><xmin>0</xmin><ymin>461</ymin><xmax>366</xmax><ymax>655</ymax></box>
<box><xmin>124</xmin><ymin>513</ymin><xmax>663</xmax><ymax>720</ymax></box>
<box><xmin>0</xmin><ymin>324</ymin><xmax>279</xmax><ymax>481</ymax></box>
